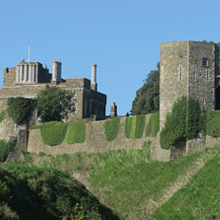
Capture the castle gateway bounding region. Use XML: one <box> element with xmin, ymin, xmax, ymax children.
<box><xmin>0</xmin><ymin>60</ymin><xmax>106</xmax><ymax>121</ymax></box>
<box><xmin>160</xmin><ymin>41</ymin><xmax>220</xmax><ymax>129</ymax></box>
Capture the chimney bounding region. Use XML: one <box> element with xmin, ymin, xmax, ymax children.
<box><xmin>52</xmin><ymin>59</ymin><xmax>62</xmax><ymax>84</ymax></box>
<box><xmin>91</xmin><ymin>64</ymin><xmax>97</xmax><ymax>91</ymax></box>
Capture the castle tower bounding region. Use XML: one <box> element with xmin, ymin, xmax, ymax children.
<box><xmin>91</xmin><ymin>64</ymin><xmax>97</xmax><ymax>91</ymax></box>
<box><xmin>52</xmin><ymin>59</ymin><xmax>62</xmax><ymax>84</ymax></box>
<box><xmin>160</xmin><ymin>41</ymin><xmax>216</xmax><ymax>129</ymax></box>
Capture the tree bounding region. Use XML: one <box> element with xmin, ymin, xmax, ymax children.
<box><xmin>130</xmin><ymin>63</ymin><xmax>159</xmax><ymax>115</ymax></box>
<box><xmin>8</xmin><ymin>97</ymin><xmax>37</xmax><ymax>125</ymax></box>
<box><xmin>37</xmin><ymin>86</ymin><xmax>74</xmax><ymax>122</ymax></box>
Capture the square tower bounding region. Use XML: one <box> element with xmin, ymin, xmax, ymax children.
<box><xmin>160</xmin><ymin>41</ymin><xmax>216</xmax><ymax>129</ymax></box>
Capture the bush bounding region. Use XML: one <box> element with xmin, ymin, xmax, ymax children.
<box><xmin>0</xmin><ymin>110</ymin><xmax>7</xmax><ymax>123</ymax></box>
<box><xmin>160</xmin><ymin>96</ymin><xmax>203</xmax><ymax>149</ymax></box>
<box><xmin>40</xmin><ymin>121</ymin><xmax>68</xmax><ymax>146</ymax></box>
<box><xmin>0</xmin><ymin>140</ymin><xmax>17</xmax><ymax>162</ymax></box>
<box><xmin>104</xmin><ymin>117</ymin><xmax>121</xmax><ymax>141</ymax></box>
<box><xmin>206</xmin><ymin>111</ymin><xmax>220</xmax><ymax>137</ymax></box>
<box><xmin>8</xmin><ymin>97</ymin><xmax>36</xmax><ymax>125</ymax></box>
<box><xmin>125</xmin><ymin>115</ymin><xmax>146</xmax><ymax>139</ymax></box>
<box><xmin>65</xmin><ymin>121</ymin><xmax>86</xmax><ymax>144</ymax></box>
<box><xmin>146</xmin><ymin>112</ymin><xmax>159</xmax><ymax>137</ymax></box>
<box><xmin>135</xmin><ymin>115</ymin><xmax>146</xmax><ymax>138</ymax></box>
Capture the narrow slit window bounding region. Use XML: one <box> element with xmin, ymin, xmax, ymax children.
<box><xmin>202</xmin><ymin>58</ymin><xmax>208</xmax><ymax>67</ymax></box>
<box><xmin>179</xmin><ymin>65</ymin><xmax>182</xmax><ymax>81</ymax></box>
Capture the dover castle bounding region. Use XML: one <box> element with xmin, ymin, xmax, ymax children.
<box><xmin>0</xmin><ymin>60</ymin><xmax>106</xmax><ymax>140</ymax></box>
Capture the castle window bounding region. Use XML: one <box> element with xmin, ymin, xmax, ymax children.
<box><xmin>202</xmin><ymin>58</ymin><xmax>208</xmax><ymax>67</ymax></box>
<box><xmin>178</xmin><ymin>65</ymin><xmax>183</xmax><ymax>81</ymax></box>
<box><xmin>72</xmin><ymin>98</ymin><xmax>77</xmax><ymax>113</ymax></box>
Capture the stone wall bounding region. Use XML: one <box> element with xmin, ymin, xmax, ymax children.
<box><xmin>28</xmin><ymin>115</ymin><xmax>161</xmax><ymax>156</ymax></box>
<box><xmin>188</xmin><ymin>42</ymin><xmax>215</xmax><ymax>111</ymax></box>
<box><xmin>3</xmin><ymin>67</ymin><xmax>16</xmax><ymax>87</ymax></box>
<box><xmin>160</xmin><ymin>41</ymin><xmax>189</xmax><ymax>129</ymax></box>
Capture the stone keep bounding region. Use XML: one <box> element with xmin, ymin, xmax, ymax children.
<box><xmin>160</xmin><ymin>41</ymin><xmax>220</xmax><ymax>129</ymax></box>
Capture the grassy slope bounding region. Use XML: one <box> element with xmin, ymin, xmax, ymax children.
<box><xmin>152</xmin><ymin>148</ymin><xmax>220</xmax><ymax>220</ymax></box>
<box><xmin>0</xmin><ymin>163</ymin><xmax>119</xmax><ymax>220</ymax></box>
<box><xmin>24</xmin><ymin>144</ymin><xmax>220</xmax><ymax>219</ymax></box>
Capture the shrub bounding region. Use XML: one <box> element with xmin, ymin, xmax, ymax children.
<box><xmin>0</xmin><ymin>139</ymin><xmax>17</xmax><ymax>162</ymax></box>
<box><xmin>135</xmin><ymin>114</ymin><xmax>146</xmax><ymax>138</ymax></box>
<box><xmin>65</xmin><ymin>121</ymin><xmax>86</xmax><ymax>144</ymax></box>
<box><xmin>8</xmin><ymin>97</ymin><xmax>36</xmax><ymax>125</ymax></box>
<box><xmin>104</xmin><ymin>117</ymin><xmax>121</xmax><ymax>141</ymax></box>
<box><xmin>0</xmin><ymin>110</ymin><xmax>6</xmax><ymax>123</ymax></box>
<box><xmin>125</xmin><ymin>115</ymin><xmax>146</xmax><ymax>139</ymax></box>
<box><xmin>206</xmin><ymin>111</ymin><xmax>220</xmax><ymax>137</ymax></box>
<box><xmin>146</xmin><ymin>112</ymin><xmax>159</xmax><ymax>137</ymax></box>
<box><xmin>125</xmin><ymin>117</ymin><xmax>132</xmax><ymax>138</ymax></box>
<box><xmin>160</xmin><ymin>96</ymin><xmax>203</xmax><ymax>149</ymax></box>
<box><xmin>40</xmin><ymin>121</ymin><xmax>68</xmax><ymax>146</ymax></box>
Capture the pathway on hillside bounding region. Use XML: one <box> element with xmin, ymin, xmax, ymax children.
<box><xmin>144</xmin><ymin>146</ymin><xmax>219</xmax><ymax>220</ymax></box>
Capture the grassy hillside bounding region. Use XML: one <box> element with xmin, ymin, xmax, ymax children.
<box><xmin>20</xmin><ymin>144</ymin><xmax>220</xmax><ymax>219</ymax></box>
<box><xmin>152</xmin><ymin>149</ymin><xmax>220</xmax><ymax>220</ymax></box>
<box><xmin>0</xmin><ymin>163</ymin><xmax>119</xmax><ymax>220</ymax></box>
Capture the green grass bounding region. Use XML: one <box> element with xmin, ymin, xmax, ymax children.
<box><xmin>65</xmin><ymin>121</ymin><xmax>86</xmax><ymax>144</ymax></box>
<box><xmin>0</xmin><ymin>163</ymin><xmax>119</xmax><ymax>220</ymax></box>
<box><xmin>25</xmin><ymin>145</ymin><xmax>220</xmax><ymax>219</ymax></box>
<box><xmin>104</xmin><ymin>117</ymin><xmax>121</xmax><ymax>141</ymax></box>
<box><xmin>152</xmin><ymin>146</ymin><xmax>220</xmax><ymax>220</ymax></box>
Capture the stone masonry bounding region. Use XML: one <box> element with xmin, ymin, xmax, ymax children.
<box><xmin>0</xmin><ymin>60</ymin><xmax>107</xmax><ymax>140</ymax></box>
<box><xmin>160</xmin><ymin>41</ymin><xmax>219</xmax><ymax>129</ymax></box>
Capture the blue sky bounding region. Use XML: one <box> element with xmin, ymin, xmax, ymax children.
<box><xmin>0</xmin><ymin>0</ymin><xmax>220</xmax><ymax>115</ymax></box>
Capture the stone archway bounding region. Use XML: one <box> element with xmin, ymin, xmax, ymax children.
<box><xmin>216</xmin><ymin>86</ymin><xmax>220</xmax><ymax>110</ymax></box>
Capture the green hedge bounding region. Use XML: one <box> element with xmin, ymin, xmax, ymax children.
<box><xmin>104</xmin><ymin>117</ymin><xmax>121</xmax><ymax>141</ymax></box>
<box><xmin>65</xmin><ymin>121</ymin><xmax>86</xmax><ymax>144</ymax></box>
<box><xmin>0</xmin><ymin>139</ymin><xmax>16</xmax><ymax>162</ymax></box>
<box><xmin>40</xmin><ymin>121</ymin><xmax>68</xmax><ymax>146</ymax></box>
<box><xmin>206</xmin><ymin>111</ymin><xmax>220</xmax><ymax>137</ymax></box>
<box><xmin>135</xmin><ymin>115</ymin><xmax>146</xmax><ymax>138</ymax></box>
<box><xmin>160</xmin><ymin>96</ymin><xmax>203</xmax><ymax>149</ymax></box>
<box><xmin>125</xmin><ymin>115</ymin><xmax>145</xmax><ymax>139</ymax></box>
<box><xmin>146</xmin><ymin>112</ymin><xmax>159</xmax><ymax>137</ymax></box>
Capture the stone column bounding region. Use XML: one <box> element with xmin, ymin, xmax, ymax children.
<box><xmin>24</xmin><ymin>64</ymin><xmax>27</xmax><ymax>82</ymax></box>
<box><xmin>21</xmin><ymin>64</ymin><xmax>24</xmax><ymax>81</ymax></box>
